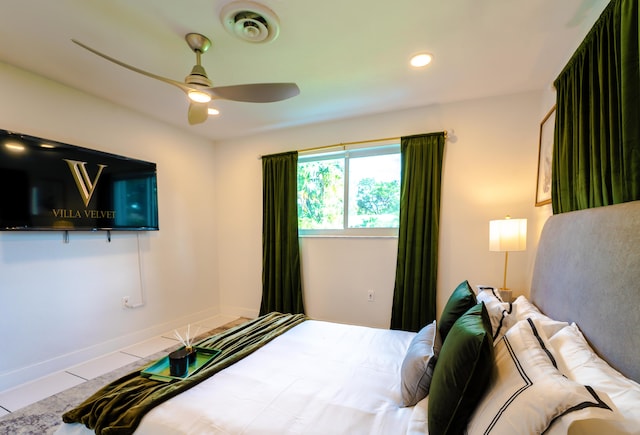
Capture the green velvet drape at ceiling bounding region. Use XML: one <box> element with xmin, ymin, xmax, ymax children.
<box><xmin>260</xmin><ymin>151</ymin><xmax>305</xmax><ymax>315</ymax></box>
<box><xmin>552</xmin><ymin>0</ymin><xmax>640</xmax><ymax>213</ymax></box>
<box><xmin>391</xmin><ymin>132</ymin><xmax>445</xmax><ymax>332</ymax></box>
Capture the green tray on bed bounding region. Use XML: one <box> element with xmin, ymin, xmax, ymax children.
<box><xmin>140</xmin><ymin>347</ymin><xmax>221</xmax><ymax>382</ymax></box>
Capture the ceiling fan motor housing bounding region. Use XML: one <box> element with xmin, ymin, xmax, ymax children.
<box><xmin>185</xmin><ymin>65</ymin><xmax>212</xmax><ymax>87</ymax></box>
<box><xmin>220</xmin><ymin>0</ymin><xmax>280</xmax><ymax>43</ymax></box>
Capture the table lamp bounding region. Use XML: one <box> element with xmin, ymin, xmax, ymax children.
<box><xmin>489</xmin><ymin>216</ymin><xmax>527</xmax><ymax>300</ymax></box>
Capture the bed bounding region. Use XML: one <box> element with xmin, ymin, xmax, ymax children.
<box><xmin>56</xmin><ymin>201</ymin><xmax>640</xmax><ymax>434</ymax></box>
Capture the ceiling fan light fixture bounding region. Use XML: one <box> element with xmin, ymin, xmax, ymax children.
<box><xmin>188</xmin><ymin>90</ymin><xmax>212</xmax><ymax>103</ymax></box>
<box><xmin>410</xmin><ymin>52</ymin><xmax>433</xmax><ymax>68</ymax></box>
<box><xmin>208</xmin><ymin>107</ymin><xmax>220</xmax><ymax>116</ymax></box>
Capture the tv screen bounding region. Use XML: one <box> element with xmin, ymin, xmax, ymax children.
<box><xmin>0</xmin><ymin>129</ymin><xmax>159</xmax><ymax>231</ymax></box>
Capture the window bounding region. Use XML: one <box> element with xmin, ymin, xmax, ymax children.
<box><xmin>297</xmin><ymin>143</ymin><xmax>400</xmax><ymax>236</ymax></box>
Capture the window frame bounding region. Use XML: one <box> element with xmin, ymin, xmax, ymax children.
<box><xmin>298</xmin><ymin>142</ymin><xmax>400</xmax><ymax>238</ymax></box>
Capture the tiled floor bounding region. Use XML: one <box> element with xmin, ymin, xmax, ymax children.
<box><xmin>0</xmin><ymin>314</ymin><xmax>238</xmax><ymax>415</ymax></box>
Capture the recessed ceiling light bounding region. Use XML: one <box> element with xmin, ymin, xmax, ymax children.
<box><xmin>410</xmin><ymin>53</ymin><xmax>433</xmax><ymax>68</ymax></box>
<box><xmin>208</xmin><ymin>108</ymin><xmax>220</xmax><ymax>116</ymax></box>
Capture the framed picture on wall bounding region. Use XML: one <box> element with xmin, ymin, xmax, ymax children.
<box><xmin>535</xmin><ymin>105</ymin><xmax>555</xmax><ymax>206</ymax></box>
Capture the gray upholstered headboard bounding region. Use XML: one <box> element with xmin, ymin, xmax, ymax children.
<box><xmin>530</xmin><ymin>200</ymin><xmax>640</xmax><ymax>383</ymax></box>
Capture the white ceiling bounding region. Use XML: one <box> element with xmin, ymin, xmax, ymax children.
<box><xmin>0</xmin><ymin>0</ymin><xmax>609</xmax><ymax>142</ymax></box>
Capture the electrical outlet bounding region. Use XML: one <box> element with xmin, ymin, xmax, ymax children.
<box><xmin>367</xmin><ymin>290</ymin><xmax>375</xmax><ymax>302</ymax></box>
<box><xmin>121</xmin><ymin>296</ymin><xmax>130</xmax><ymax>308</ymax></box>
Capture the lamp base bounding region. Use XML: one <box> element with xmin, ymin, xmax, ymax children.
<box><xmin>498</xmin><ymin>288</ymin><xmax>513</xmax><ymax>303</ymax></box>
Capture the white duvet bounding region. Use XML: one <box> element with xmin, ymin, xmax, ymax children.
<box><xmin>56</xmin><ymin>320</ymin><xmax>426</xmax><ymax>435</ymax></box>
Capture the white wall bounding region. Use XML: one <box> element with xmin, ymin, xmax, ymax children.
<box><xmin>215</xmin><ymin>91</ymin><xmax>546</xmax><ymax>328</ymax></box>
<box><xmin>0</xmin><ymin>62</ymin><xmax>220</xmax><ymax>391</ymax></box>
<box><xmin>528</xmin><ymin>88</ymin><xmax>556</xmax><ymax>280</ymax></box>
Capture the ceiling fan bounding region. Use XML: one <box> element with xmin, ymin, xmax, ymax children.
<box><xmin>71</xmin><ymin>33</ymin><xmax>300</xmax><ymax>125</ymax></box>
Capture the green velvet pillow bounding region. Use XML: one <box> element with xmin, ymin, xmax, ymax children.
<box><xmin>438</xmin><ymin>280</ymin><xmax>477</xmax><ymax>342</ymax></box>
<box><xmin>428</xmin><ymin>302</ymin><xmax>494</xmax><ymax>435</ymax></box>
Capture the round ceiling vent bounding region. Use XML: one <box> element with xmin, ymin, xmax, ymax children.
<box><xmin>220</xmin><ymin>1</ymin><xmax>280</xmax><ymax>43</ymax></box>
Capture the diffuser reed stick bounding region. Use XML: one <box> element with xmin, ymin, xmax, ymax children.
<box><xmin>173</xmin><ymin>324</ymin><xmax>201</xmax><ymax>352</ymax></box>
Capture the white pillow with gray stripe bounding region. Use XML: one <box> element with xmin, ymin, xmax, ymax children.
<box><xmin>466</xmin><ymin>317</ymin><xmax>620</xmax><ymax>434</ymax></box>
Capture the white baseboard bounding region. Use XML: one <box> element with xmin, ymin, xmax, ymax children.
<box><xmin>0</xmin><ymin>306</ymin><xmax>225</xmax><ymax>393</ymax></box>
<box><xmin>220</xmin><ymin>304</ymin><xmax>259</xmax><ymax>319</ymax></box>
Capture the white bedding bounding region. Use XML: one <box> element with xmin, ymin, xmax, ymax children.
<box><xmin>56</xmin><ymin>320</ymin><xmax>419</xmax><ymax>435</ymax></box>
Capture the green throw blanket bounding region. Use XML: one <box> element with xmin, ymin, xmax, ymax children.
<box><xmin>62</xmin><ymin>312</ymin><xmax>307</xmax><ymax>435</ymax></box>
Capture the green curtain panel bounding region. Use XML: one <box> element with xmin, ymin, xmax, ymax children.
<box><xmin>391</xmin><ymin>132</ymin><xmax>445</xmax><ymax>332</ymax></box>
<box><xmin>552</xmin><ymin>0</ymin><xmax>640</xmax><ymax>213</ymax></box>
<box><xmin>260</xmin><ymin>151</ymin><xmax>305</xmax><ymax>315</ymax></box>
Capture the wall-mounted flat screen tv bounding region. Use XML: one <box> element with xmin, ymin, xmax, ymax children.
<box><xmin>0</xmin><ymin>129</ymin><xmax>159</xmax><ymax>231</ymax></box>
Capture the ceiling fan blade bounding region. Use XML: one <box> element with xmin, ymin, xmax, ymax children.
<box><xmin>71</xmin><ymin>39</ymin><xmax>194</xmax><ymax>95</ymax></box>
<box><xmin>209</xmin><ymin>83</ymin><xmax>300</xmax><ymax>103</ymax></box>
<box><xmin>188</xmin><ymin>102</ymin><xmax>209</xmax><ymax>125</ymax></box>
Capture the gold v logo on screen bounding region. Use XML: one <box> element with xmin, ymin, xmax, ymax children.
<box><xmin>63</xmin><ymin>159</ymin><xmax>108</xmax><ymax>207</ymax></box>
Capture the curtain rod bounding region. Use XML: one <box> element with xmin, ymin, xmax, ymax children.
<box><xmin>299</xmin><ymin>135</ymin><xmax>400</xmax><ymax>154</ymax></box>
<box><xmin>258</xmin><ymin>130</ymin><xmax>449</xmax><ymax>159</ymax></box>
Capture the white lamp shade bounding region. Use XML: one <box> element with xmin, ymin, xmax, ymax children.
<box><xmin>489</xmin><ymin>218</ymin><xmax>527</xmax><ymax>252</ymax></box>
